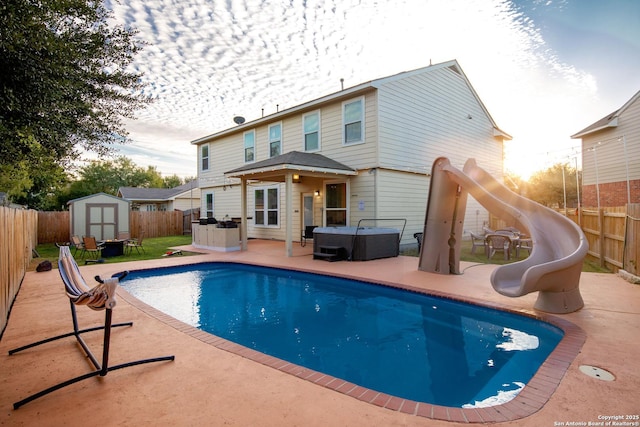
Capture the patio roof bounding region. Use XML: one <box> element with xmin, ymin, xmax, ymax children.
<box><xmin>225</xmin><ymin>151</ymin><xmax>357</xmax><ymax>181</ymax></box>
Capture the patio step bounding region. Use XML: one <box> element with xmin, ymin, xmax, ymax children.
<box><xmin>313</xmin><ymin>245</ymin><xmax>345</xmax><ymax>262</ymax></box>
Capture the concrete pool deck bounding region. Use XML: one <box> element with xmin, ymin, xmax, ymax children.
<box><xmin>1</xmin><ymin>240</ymin><xmax>638</xmax><ymax>426</ymax></box>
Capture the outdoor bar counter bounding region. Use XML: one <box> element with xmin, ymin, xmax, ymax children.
<box><xmin>313</xmin><ymin>226</ymin><xmax>400</xmax><ymax>261</ymax></box>
<box><xmin>192</xmin><ymin>223</ymin><xmax>240</xmax><ymax>252</ymax></box>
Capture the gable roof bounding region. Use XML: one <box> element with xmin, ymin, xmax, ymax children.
<box><xmin>67</xmin><ymin>192</ymin><xmax>128</xmax><ymax>205</ymax></box>
<box><xmin>225</xmin><ymin>151</ymin><xmax>356</xmax><ymax>181</ymax></box>
<box><xmin>571</xmin><ymin>90</ymin><xmax>640</xmax><ymax>138</ymax></box>
<box><xmin>192</xmin><ymin>59</ymin><xmax>510</xmax><ymax>144</ymax></box>
<box><xmin>118</xmin><ymin>180</ymin><xmax>199</xmax><ymax>202</ymax></box>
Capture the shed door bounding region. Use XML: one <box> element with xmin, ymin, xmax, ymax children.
<box><xmin>86</xmin><ymin>203</ymin><xmax>118</xmax><ymax>240</ymax></box>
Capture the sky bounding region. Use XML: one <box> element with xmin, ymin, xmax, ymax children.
<box><xmin>101</xmin><ymin>0</ymin><xmax>640</xmax><ymax>180</ymax></box>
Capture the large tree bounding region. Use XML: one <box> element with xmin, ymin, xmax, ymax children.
<box><xmin>62</xmin><ymin>157</ymin><xmax>163</xmax><ymax>202</ymax></box>
<box><xmin>0</xmin><ymin>0</ymin><xmax>148</xmax><ymax>205</ymax></box>
<box><xmin>526</xmin><ymin>163</ymin><xmax>581</xmax><ymax>209</ymax></box>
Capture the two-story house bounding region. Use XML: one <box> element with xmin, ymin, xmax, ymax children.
<box><xmin>571</xmin><ymin>89</ymin><xmax>640</xmax><ymax>208</ymax></box>
<box><xmin>192</xmin><ymin>60</ymin><xmax>511</xmax><ymax>256</ymax></box>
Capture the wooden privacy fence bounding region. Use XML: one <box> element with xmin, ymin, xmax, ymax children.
<box><xmin>38</xmin><ymin>210</ymin><xmax>70</xmax><ymax>244</ymax></box>
<box><xmin>1</xmin><ymin>207</ymin><xmax>38</xmax><ymax>336</ymax></box>
<box><xmin>36</xmin><ymin>210</ymin><xmax>185</xmax><ymax>243</ymax></box>
<box><xmin>491</xmin><ymin>204</ymin><xmax>640</xmax><ymax>274</ymax></box>
<box><xmin>129</xmin><ymin>211</ymin><xmax>183</xmax><ymax>239</ymax></box>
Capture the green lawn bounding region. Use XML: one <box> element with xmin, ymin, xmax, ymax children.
<box><xmin>31</xmin><ymin>235</ymin><xmax>610</xmax><ymax>274</ymax></box>
<box><xmin>30</xmin><ymin>235</ymin><xmax>198</xmax><ymax>271</ymax></box>
<box><xmin>401</xmin><ymin>239</ymin><xmax>610</xmax><ymax>273</ymax></box>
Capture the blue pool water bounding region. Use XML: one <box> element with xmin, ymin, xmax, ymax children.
<box><xmin>120</xmin><ymin>262</ymin><xmax>563</xmax><ymax>408</ymax></box>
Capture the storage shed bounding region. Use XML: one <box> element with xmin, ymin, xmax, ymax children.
<box><xmin>68</xmin><ymin>193</ymin><xmax>130</xmax><ymax>241</ymax></box>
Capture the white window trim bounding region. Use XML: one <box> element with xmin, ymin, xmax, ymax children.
<box><xmin>302</xmin><ymin>110</ymin><xmax>321</xmax><ymax>152</ymax></box>
<box><xmin>244</xmin><ymin>130</ymin><xmax>256</xmax><ymax>163</ymax></box>
<box><xmin>268</xmin><ymin>122</ymin><xmax>282</xmax><ymax>158</ymax></box>
<box><xmin>204</xmin><ymin>191</ymin><xmax>214</xmax><ymax>218</ymax></box>
<box><xmin>323</xmin><ymin>180</ymin><xmax>350</xmax><ymax>226</ymax></box>
<box><xmin>253</xmin><ymin>185</ymin><xmax>280</xmax><ymax>228</ymax></box>
<box><xmin>342</xmin><ymin>97</ymin><xmax>365</xmax><ymax>146</ymax></box>
<box><xmin>201</xmin><ymin>144</ymin><xmax>210</xmax><ymax>172</ymax></box>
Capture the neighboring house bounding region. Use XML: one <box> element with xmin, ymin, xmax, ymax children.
<box><xmin>571</xmin><ymin>90</ymin><xmax>640</xmax><ymax>207</ymax></box>
<box><xmin>117</xmin><ymin>180</ymin><xmax>201</xmax><ymax>212</ymax></box>
<box><xmin>68</xmin><ymin>193</ymin><xmax>130</xmax><ymax>241</ymax></box>
<box><xmin>191</xmin><ymin>60</ymin><xmax>511</xmax><ymax>255</ymax></box>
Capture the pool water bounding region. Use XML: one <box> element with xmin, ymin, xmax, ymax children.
<box><xmin>120</xmin><ymin>262</ymin><xmax>563</xmax><ymax>408</ymax></box>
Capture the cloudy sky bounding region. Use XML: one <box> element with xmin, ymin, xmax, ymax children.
<box><xmin>103</xmin><ymin>0</ymin><xmax>640</xmax><ymax>179</ymax></box>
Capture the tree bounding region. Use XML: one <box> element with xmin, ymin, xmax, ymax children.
<box><xmin>57</xmin><ymin>157</ymin><xmax>164</xmax><ymax>208</ymax></box>
<box><xmin>0</xmin><ymin>0</ymin><xmax>149</xmax><ymax>206</ymax></box>
<box><xmin>526</xmin><ymin>163</ymin><xmax>580</xmax><ymax>209</ymax></box>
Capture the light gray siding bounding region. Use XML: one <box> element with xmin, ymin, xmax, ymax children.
<box><xmin>194</xmin><ymin>61</ymin><xmax>506</xmax><ymax>244</ymax></box>
<box><xmin>582</xmin><ymin>98</ymin><xmax>640</xmax><ymax>186</ymax></box>
<box><xmin>377</xmin><ymin>65</ymin><xmax>503</xmax><ymax>176</ymax></box>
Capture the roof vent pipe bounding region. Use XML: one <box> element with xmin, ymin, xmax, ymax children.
<box><xmin>340</xmin><ymin>78</ymin><xmax>344</xmax><ymax>90</ymax></box>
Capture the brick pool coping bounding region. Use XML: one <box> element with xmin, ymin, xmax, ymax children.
<box><xmin>116</xmin><ymin>260</ymin><xmax>586</xmax><ymax>423</ymax></box>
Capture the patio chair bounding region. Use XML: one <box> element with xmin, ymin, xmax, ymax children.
<box><xmin>117</xmin><ymin>231</ymin><xmax>131</xmax><ymax>243</ymax></box>
<box><xmin>485</xmin><ymin>233</ymin><xmax>513</xmax><ymax>261</ymax></box>
<box><xmin>125</xmin><ymin>231</ymin><xmax>145</xmax><ymax>254</ymax></box>
<box><xmin>466</xmin><ymin>230</ymin><xmax>487</xmax><ymax>255</ymax></box>
<box><xmin>516</xmin><ymin>237</ymin><xmax>533</xmax><ymax>257</ymax></box>
<box><xmin>82</xmin><ymin>236</ymin><xmax>104</xmax><ymax>259</ymax></box>
<box><xmin>70</xmin><ymin>235</ymin><xmax>85</xmax><ymax>256</ymax></box>
<box><xmin>413</xmin><ymin>232</ymin><xmax>424</xmax><ymax>252</ymax></box>
<box><xmin>8</xmin><ymin>246</ymin><xmax>174</xmax><ymax>409</ymax></box>
<box><xmin>300</xmin><ymin>225</ymin><xmax>317</xmax><ymax>247</ymax></box>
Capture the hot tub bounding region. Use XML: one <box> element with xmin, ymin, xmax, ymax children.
<box><xmin>313</xmin><ymin>226</ymin><xmax>400</xmax><ymax>261</ymax></box>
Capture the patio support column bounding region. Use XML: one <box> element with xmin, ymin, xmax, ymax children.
<box><xmin>241</xmin><ymin>177</ymin><xmax>248</xmax><ymax>251</ymax></box>
<box><xmin>285</xmin><ymin>172</ymin><xmax>293</xmax><ymax>257</ymax></box>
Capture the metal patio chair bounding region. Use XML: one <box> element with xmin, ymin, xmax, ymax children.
<box><xmin>301</xmin><ymin>225</ymin><xmax>317</xmax><ymax>247</ymax></box>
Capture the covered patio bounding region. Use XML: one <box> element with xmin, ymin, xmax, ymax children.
<box><xmin>225</xmin><ymin>151</ymin><xmax>357</xmax><ymax>257</ymax></box>
<box><xmin>1</xmin><ymin>240</ymin><xmax>638</xmax><ymax>425</ymax></box>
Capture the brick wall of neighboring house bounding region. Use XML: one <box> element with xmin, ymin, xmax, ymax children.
<box><xmin>581</xmin><ymin>179</ymin><xmax>640</xmax><ymax>207</ymax></box>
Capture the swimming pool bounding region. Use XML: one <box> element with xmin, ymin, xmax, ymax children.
<box><xmin>119</xmin><ymin>262</ymin><xmax>563</xmax><ymax>408</ymax></box>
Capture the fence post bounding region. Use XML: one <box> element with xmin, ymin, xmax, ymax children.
<box><xmin>599</xmin><ymin>208</ymin><xmax>605</xmax><ymax>268</ymax></box>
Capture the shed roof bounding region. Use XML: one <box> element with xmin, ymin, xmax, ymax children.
<box><xmin>67</xmin><ymin>192</ymin><xmax>128</xmax><ymax>205</ymax></box>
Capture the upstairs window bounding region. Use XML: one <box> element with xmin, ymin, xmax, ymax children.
<box><xmin>269</xmin><ymin>123</ymin><xmax>282</xmax><ymax>157</ymax></box>
<box><xmin>201</xmin><ymin>144</ymin><xmax>209</xmax><ymax>171</ymax></box>
<box><xmin>343</xmin><ymin>98</ymin><xmax>363</xmax><ymax>144</ymax></box>
<box><xmin>303</xmin><ymin>111</ymin><xmax>320</xmax><ymax>151</ymax></box>
<box><xmin>244</xmin><ymin>130</ymin><xmax>255</xmax><ymax>163</ymax></box>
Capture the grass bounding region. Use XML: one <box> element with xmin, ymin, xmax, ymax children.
<box><xmin>30</xmin><ymin>235</ymin><xmax>611</xmax><ymax>274</ymax></box>
<box><xmin>30</xmin><ymin>235</ymin><xmax>198</xmax><ymax>271</ymax></box>
<box><xmin>401</xmin><ymin>239</ymin><xmax>611</xmax><ymax>273</ymax></box>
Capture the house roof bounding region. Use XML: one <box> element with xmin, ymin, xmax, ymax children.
<box><xmin>118</xmin><ymin>180</ymin><xmax>199</xmax><ymax>202</ymax></box>
<box><xmin>571</xmin><ymin>90</ymin><xmax>640</xmax><ymax>138</ymax></box>
<box><xmin>192</xmin><ymin>59</ymin><xmax>511</xmax><ymax>144</ymax></box>
<box><xmin>225</xmin><ymin>151</ymin><xmax>356</xmax><ymax>181</ymax></box>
